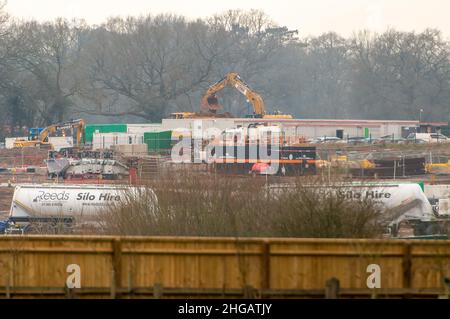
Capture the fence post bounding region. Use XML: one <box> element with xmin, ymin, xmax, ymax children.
<box><xmin>402</xmin><ymin>243</ymin><xmax>412</xmax><ymax>297</ymax></box>
<box><xmin>64</xmin><ymin>285</ymin><xmax>75</xmax><ymax>299</ymax></box>
<box><xmin>127</xmin><ymin>270</ymin><xmax>134</xmax><ymax>296</ymax></box>
<box><xmin>325</xmin><ymin>278</ymin><xmax>340</xmax><ymax>299</ymax></box>
<box><xmin>110</xmin><ymin>270</ymin><xmax>116</xmax><ymax>299</ymax></box>
<box><xmin>261</xmin><ymin>241</ymin><xmax>271</xmax><ymax>291</ymax></box>
<box><xmin>243</xmin><ymin>285</ymin><xmax>257</xmax><ymax>299</ymax></box>
<box><xmin>6</xmin><ymin>272</ymin><xmax>11</xmax><ymax>299</ymax></box>
<box><xmin>153</xmin><ymin>283</ymin><xmax>163</xmax><ymax>299</ymax></box>
<box><xmin>443</xmin><ymin>277</ymin><xmax>450</xmax><ymax>299</ymax></box>
<box><xmin>112</xmin><ymin>238</ymin><xmax>122</xmax><ymax>299</ymax></box>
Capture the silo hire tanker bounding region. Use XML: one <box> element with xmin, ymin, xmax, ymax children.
<box><xmin>270</xmin><ymin>182</ymin><xmax>448</xmax><ymax>236</ymax></box>
<box><xmin>3</xmin><ymin>184</ymin><xmax>157</xmax><ymax>233</ymax></box>
<box><xmin>328</xmin><ymin>182</ymin><xmax>450</xmax><ymax>236</ymax></box>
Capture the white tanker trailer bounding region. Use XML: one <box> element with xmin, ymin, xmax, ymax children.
<box><xmin>271</xmin><ymin>182</ymin><xmax>448</xmax><ymax>236</ymax></box>
<box><xmin>331</xmin><ymin>183</ymin><xmax>436</xmax><ymax>235</ymax></box>
<box><xmin>1</xmin><ymin>184</ymin><xmax>157</xmax><ymax>233</ymax></box>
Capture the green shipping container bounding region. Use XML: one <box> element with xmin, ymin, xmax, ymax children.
<box><xmin>144</xmin><ymin>131</ymin><xmax>172</xmax><ymax>153</ymax></box>
<box><xmin>84</xmin><ymin>124</ymin><xmax>128</xmax><ymax>143</ymax></box>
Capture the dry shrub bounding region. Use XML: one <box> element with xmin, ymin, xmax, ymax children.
<box><xmin>95</xmin><ymin>187</ymin><xmax>159</xmax><ymax>236</ymax></box>
<box><xmin>270</xmin><ymin>180</ymin><xmax>383</xmax><ymax>238</ymax></box>
<box><xmin>97</xmin><ymin>172</ymin><xmax>384</xmax><ymax>238</ymax></box>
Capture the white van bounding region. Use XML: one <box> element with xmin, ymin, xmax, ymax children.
<box><xmin>406</xmin><ymin>133</ymin><xmax>449</xmax><ymax>143</ymax></box>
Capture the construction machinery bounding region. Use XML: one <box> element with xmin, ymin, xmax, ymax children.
<box><xmin>201</xmin><ymin>72</ymin><xmax>293</xmax><ymax>119</ymax></box>
<box><xmin>171</xmin><ymin>72</ymin><xmax>293</xmax><ymax>119</ymax></box>
<box><xmin>13</xmin><ymin>119</ymin><xmax>85</xmax><ymax>149</ymax></box>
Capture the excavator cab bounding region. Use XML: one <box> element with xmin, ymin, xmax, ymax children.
<box><xmin>206</xmin><ymin>95</ymin><xmax>221</xmax><ymax>113</ymax></box>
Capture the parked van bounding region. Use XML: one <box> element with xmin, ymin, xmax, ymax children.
<box><xmin>406</xmin><ymin>133</ymin><xmax>449</xmax><ymax>143</ymax></box>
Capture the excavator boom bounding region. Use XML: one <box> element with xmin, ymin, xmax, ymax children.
<box><xmin>13</xmin><ymin>119</ymin><xmax>85</xmax><ymax>149</ymax></box>
<box><xmin>200</xmin><ymin>72</ymin><xmax>292</xmax><ymax>119</ymax></box>
<box><xmin>201</xmin><ymin>72</ymin><xmax>266</xmax><ymax>116</ymax></box>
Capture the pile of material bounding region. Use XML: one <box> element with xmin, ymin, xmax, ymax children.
<box><xmin>46</xmin><ymin>158</ymin><xmax>70</xmax><ymax>177</ymax></box>
<box><xmin>47</xmin><ymin>158</ymin><xmax>129</xmax><ymax>179</ymax></box>
<box><xmin>426</xmin><ymin>163</ymin><xmax>450</xmax><ymax>175</ymax></box>
<box><xmin>316</xmin><ymin>157</ymin><xmax>375</xmax><ymax>170</ymax></box>
<box><xmin>351</xmin><ymin>157</ymin><xmax>426</xmax><ymax>178</ymax></box>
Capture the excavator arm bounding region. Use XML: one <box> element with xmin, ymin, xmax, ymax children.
<box><xmin>54</xmin><ymin>119</ymin><xmax>85</xmax><ymax>145</ymax></box>
<box><xmin>13</xmin><ymin>119</ymin><xmax>85</xmax><ymax>148</ymax></box>
<box><xmin>38</xmin><ymin>126</ymin><xmax>56</xmax><ymax>143</ymax></box>
<box><xmin>201</xmin><ymin>72</ymin><xmax>266</xmax><ymax>117</ymax></box>
<box><xmin>38</xmin><ymin>119</ymin><xmax>85</xmax><ymax>145</ymax></box>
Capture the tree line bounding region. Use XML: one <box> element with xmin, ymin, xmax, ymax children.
<box><xmin>1</xmin><ymin>2</ymin><xmax>450</xmax><ymax>135</ymax></box>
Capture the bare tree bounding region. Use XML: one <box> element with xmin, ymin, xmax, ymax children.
<box><xmin>204</xmin><ymin>10</ymin><xmax>298</xmax><ymax>116</ymax></box>
<box><xmin>8</xmin><ymin>18</ymin><xmax>86</xmax><ymax>125</ymax></box>
<box><xmin>79</xmin><ymin>15</ymin><xmax>221</xmax><ymax>121</ymax></box>
<box><xmin>0</xmin><ymin>6</ymin><xmax>450</xmax><ymax>126</ymax></box>
<box><xmin>350</xmin><ymin>29</ymin><xmax>450</xmax><ymax>120</ymax></box>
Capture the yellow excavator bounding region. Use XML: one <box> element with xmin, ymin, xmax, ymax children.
<box><xmin>201</xmin><ymin>72</ymin><xmax>293</xmax><ymax>119</ymax></box>
<box><xmin>171</xmin><ymin>72</ymin><xmax>293</xmax><ymax>119</ymax></box>
<box><xmin>13</xmin><ymin>119</ymin><xmax>85</xmax><ymax>149</ymax></box>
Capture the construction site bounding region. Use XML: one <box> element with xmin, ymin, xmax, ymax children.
<box><xmin>2</xmin><ymin>0</ymin><xmax>450</xmax><ymax>302</ymax></box>
<box><xmin>0</xmin><ymin>70</ymin><xmax>449</xmax><ymax>299</ymax></box>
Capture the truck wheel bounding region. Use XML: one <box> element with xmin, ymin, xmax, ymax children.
<box><xmin>413</xmin><ymin>223</ymin><xmax>427</xmax><ymax>236</ymax></box>
<box><xmin>417</xmin><ymin>223</ymin><xmax>441</xmax><ymax>236</ymax></box>
<box><xmin>429</xmin><ymin>223</ymin><xmax>441</xmax><ymax>235</ymax></box>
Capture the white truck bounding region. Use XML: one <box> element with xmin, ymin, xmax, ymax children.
<box><xmin>271</xmin><ymin>182</ymin><xmax>449</xmax><ymax>236</ymax></box>
<box><xmin>329</xmin><ymin>182</ymin><xmax>440</xmax><ymax>236</ymax></box>
<box><xmin>1</xmin><ymin>184</ymin><xmax>157</xmax><ymax>234</ymax></box>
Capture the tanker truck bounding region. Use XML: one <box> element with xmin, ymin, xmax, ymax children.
<box><xmin>1</xmin><ymin>184</ymin><xmax>157</xmax><ymax>234</ymax></box>
<box><xmin>271</xmin><ymin>182</ymin><xmax>448</xmax><ymax>237</ymax></box>
<box><xmin>329</xmin><ymin>182</ymin><xmax>438</xmax><ymax>236</ymax></box>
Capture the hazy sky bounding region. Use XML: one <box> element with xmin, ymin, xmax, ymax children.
<box><xmin>5</xmin><ymin>0</ymin><xmax>450</xmax><ymax>37</ymax></box>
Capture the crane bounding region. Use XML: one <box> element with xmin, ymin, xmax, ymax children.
<box><xmin>200</xmin><ymin>72</ymin><xmax>293</xmax><ymax>119</ymax></box>
<box><xmin>13</xmin><ymin>119</ymin><xmax>85</xmax><ymax>149</ymax></box>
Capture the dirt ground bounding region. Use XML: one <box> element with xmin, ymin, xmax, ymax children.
<box><xmin>0</xmin><ymin>147</ymin><xmax>49</xmax><ymax>188</ymax></box>
<box><xmin>0</xmin><ymin>148</ymin><xmax>48</xmax><ymax>167</ymax></box>
<box><xmin>0</xmin><ymin>172</ymin><xmax>48</xmax><ymax>184</ymax></box>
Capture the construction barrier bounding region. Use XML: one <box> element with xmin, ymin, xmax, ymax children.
<box><xmin>0</xmin><ymin>236</ymin><xmax>449</xmax><ymax>298</ymax></box>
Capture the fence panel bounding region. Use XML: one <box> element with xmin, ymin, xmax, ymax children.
<box><xmin>0</xmin><ymin>236</ymin><xmax>449</xmax><ymax>298</ymax></box>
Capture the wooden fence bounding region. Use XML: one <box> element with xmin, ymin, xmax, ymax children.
<box><xmin>0</xmin><ymin>236</ymin><xmax>449</xmax><ymax>298</ymax></box>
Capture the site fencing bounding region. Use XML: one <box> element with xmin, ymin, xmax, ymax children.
<box><xmin>0</xmin><ymin>236</ymin><xmax>449</xmax><ymax>298</ymax></box>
